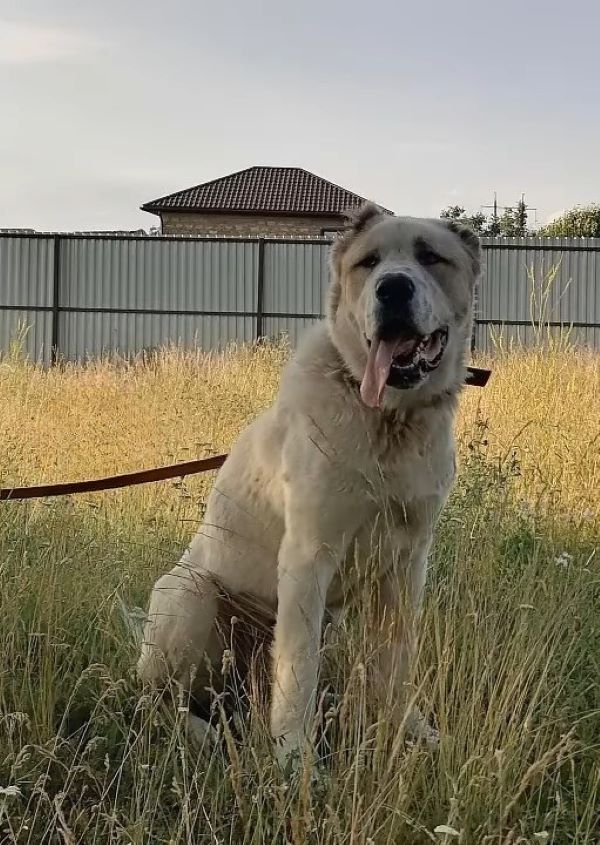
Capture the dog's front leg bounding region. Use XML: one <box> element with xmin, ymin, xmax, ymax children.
<box><xmin>375</xmin><ymin>530</ymin><xmax>430</xmax><ymax>716</ymax></box>
<box><xmin>375</xmin><ymin>539</ymin><xmax>439</xmax><ymax>748</ymax></box>
<box><xmin>375</xmin><ymin>568</ymin><xmax>419</xmax><ymax>721</ymax></box>
<box><xmin>270</xmin><ymin>534</ymin><xmax>335</xmax><ymax>764</ymax></box>
<box><xmin>269</xmin><ymin>431</ymin><xmax>364</xmax><ymax>765</ymax></box>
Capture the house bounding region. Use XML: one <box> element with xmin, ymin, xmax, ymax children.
<box><xmin>141</xmin><ymin>166</ymin><xmax>389</xmax><ymax>238</ymax></box>
<box><xmin>0</xmin><ymin>228</ymin><xmax>147</xmax><ymax>236</ymax></box>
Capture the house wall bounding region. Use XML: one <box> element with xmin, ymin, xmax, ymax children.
<box><xmin>160</xmin><ymin>212</ymin><xmax>343</xmax><ymax>238</ymax></box>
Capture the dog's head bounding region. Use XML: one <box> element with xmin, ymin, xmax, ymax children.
<box><xmin>328</xmin><ymin>204</ymin><xmax>480</xmax><ymax>409</ymax></box>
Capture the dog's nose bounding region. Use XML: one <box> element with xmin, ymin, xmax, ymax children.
<box><xmin>375</xmin><ymin>273</ymin><xmax>415</xmax><ymax>310</ymax></box>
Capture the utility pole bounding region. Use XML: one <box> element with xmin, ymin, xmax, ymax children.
<box><xmin>482</xmin><ymin>192</ymin><xmax>501</xmax><ymax>236</ymax></box>
<box><xmin>482</xmin><ymin>193</ymin><xmax>538</xmax><ymax>236</ymax></box>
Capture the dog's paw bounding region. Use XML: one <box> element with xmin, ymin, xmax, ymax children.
<box><xmin>187</xmin><ymin>713</ymin><xmax>220</xmax><ymax>748</ymax></box>
<box><xmin>275</xmin><ymin>745</ymin><xmax>332</xmax><ymax>796</ymax></box>
<box><xmin>405</xmin><ymin>707</ymin><xmax>440</xmax><ymax>751</ymax></box>
<box><xmin>274</xmin><ymin>733</ymin><xmax>321</xmax><ymax>777</ymax></box>
<box><xmin>418</xmin><ymin>722</ymin><xmax>440</xmax><ymax>751</ymax></box>
<box><xmin>274</xmin><ymin>738</ymin><xmax>303</xmax><ymax>773</ymax></box>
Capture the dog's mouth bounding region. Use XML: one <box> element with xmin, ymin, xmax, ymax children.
<box><xmin>360</xmin><ymin>327</ymin><xmax>448</xmax><ymax>408</ymax></box>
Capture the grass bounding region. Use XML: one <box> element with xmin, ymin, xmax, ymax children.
<box><xmin>0</xmin><ymin>336</ymin><xmax>598</xmax><ymax>843</ymax></box>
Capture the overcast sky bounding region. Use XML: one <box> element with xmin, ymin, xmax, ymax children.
<box><xmin>1</xmin><ymin>0</ymin><xmax>598</xmax><ymax>231</ymax></box>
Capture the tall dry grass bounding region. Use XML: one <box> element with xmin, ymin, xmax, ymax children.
<box><xmin>0</xmin><ymin>335</ymin><xmax>598</xmax><ymax>843</ymax></box>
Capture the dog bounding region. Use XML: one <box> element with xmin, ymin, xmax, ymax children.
<box><xmin>137</xmin><ymin>203</ymin><xmax>481</xmax><ymax>763</ymax></box>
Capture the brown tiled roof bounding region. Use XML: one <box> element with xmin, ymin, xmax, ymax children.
<box><xmin>141</xmin><ymin>166</ymin><xmax>389</xmax><ymax>217</ymax></box>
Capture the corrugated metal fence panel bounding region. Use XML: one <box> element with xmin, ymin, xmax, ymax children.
<box><xmin>481</xmin><ymin>236</ymin><xmax>600</xmax><ymax>250</ymax></box>
<box><xmin>0</xmin><ymin>309</ymin><xmax>52</xmax><ymax>364</ymax></box>
<box><xmin>0</xmin><ymin>236</ymin><xmax>54</xmax><ymax>307</ymax></box>
<box><xmin>59</xmin><ymin>311</ymin><xmax>255</xmax><ymax>360</ymax></box>
<box><xmin>60</xmin><ymin>238</ymin><xmax>259</xmax><ymax>312</ymax></box>
<box><xmin>262</xmin><ymin>315</ymin><xmax>321</xmax><ymax>347</ymax></box>
<box><xmin>479</xmin><ymin>237</ymin><xmax>600</xmax><ymax>325</ymax></box>
<box><xmin>263</xmin><ymin>242</ymin><xmax>329</xmax><ymax>316</ymax></box>
<box><xmin>2</xmin><ymin>234</ymin><xmax>600</xmax><ymax>361</ymax></box>
<box><xmin>473</xmin><ymin>321</ymin><xmax>600</xmax><ymax>354</ymax></box>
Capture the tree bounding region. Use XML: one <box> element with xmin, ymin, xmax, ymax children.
<box><xmin>487</xmin><ymin>212</ymin><xmax>501</xmax><ymax>237</ymax></box>
<box><xmin>499</xmin><ymin>207</ymin><xmax>522</xmax><ymax>237</ymax></box>
<box><xmin>440</xmin><ymin>206</ymin><xmax>487</xmax><ymax>234</ymax></box>
<box><xmin>467</xmin><ymin>211</ymin><xmax>488</xmax><ymax>234</ymax></box>
<box><xmin>515</xmin><ymin>197</ymin><xmax>528</xmax><ymax>236</ymax></box>
<box><xmin>538</xmin><ymin>205</ymin><xmax>600</xmax><ymax>238</ymax></box>
<box><xmin>440</xmin><ymin>205</ymin><xmax>466</xmax><ymax>220</ymax></box>
<box><xmin>440</xmin><ymin>200</ymin><xmax>529</xmax><ymax>237</ymax></box>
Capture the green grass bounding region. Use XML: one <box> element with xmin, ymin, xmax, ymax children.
<box><xmin>0</xmin><ymin>341</ymin><xmax>598</xmax><ymax>843</ymax></box>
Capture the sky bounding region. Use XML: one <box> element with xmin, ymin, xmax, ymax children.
<box><xmin>1</xmin><ymin>0</ymin><xmax>599</xmax><ymax>232</ymax></box>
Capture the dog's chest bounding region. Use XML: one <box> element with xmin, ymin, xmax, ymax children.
<box><xmin>372</xmin><ymin>451</ymin><xmax>452</xmax><ymax>504</ymax></box>
<box><xmin>358</xmin><ymin>415</ymin><xmax>456</xmax><ymax>505</ymax></box>
<box><xmin>325</xmin><ymin>438</ymin><xmax>454</xmax><ymax>600</ymax></box>
<box><xmin>326</xmin><ymin>494</ymin><xmax>435</xmax><ymax>608</ymax></box>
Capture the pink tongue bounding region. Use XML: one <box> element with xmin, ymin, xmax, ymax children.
<box><xmin>360</xmin><ymin>336</ymin><xmax>416</xmax><ymax>408</ymax></box>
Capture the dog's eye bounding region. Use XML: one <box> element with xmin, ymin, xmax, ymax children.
<box><xmin>355</xmin><ymin>252</ymin><xmax>380</xmax><ymax>270</ymax></box>
<box><xmin>417</xmin><ymin>247</ymin><xmax>444</xmax><ymax>267</ymax></box>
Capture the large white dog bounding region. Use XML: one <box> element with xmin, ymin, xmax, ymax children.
<box><xmin>138</xmin><ymin>204</ymin><xmax>481</xmax><ymax>762</ymax></box>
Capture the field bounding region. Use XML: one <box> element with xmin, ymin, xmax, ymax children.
<box><xmin>0</xmin><ymin>338</ymin><xmax>598</xmax><ymax>844</ymax></box>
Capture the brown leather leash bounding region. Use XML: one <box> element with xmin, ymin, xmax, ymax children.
<box><xmin>0</xmin><ymin>455</ymin><xmax>228</xmax><ymax>502</ymax></box>
<box><xmin>0</xmin><ymin>367</ymin><xmax>490</xmax><ymax>502</ymax></box>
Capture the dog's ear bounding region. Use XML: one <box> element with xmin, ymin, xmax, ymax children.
<box><xmin>343</xmin><ymin>202</ymin><xmax>384</xmax><ymax>235</ymax></box>
<box><xmin>328</xmin><ymin>204</ymin><xmax>386</xmax><ymax>321</ymax></box>
<box><xmin>441</xmin><ymin>220</ymin><xmax>481</xmax><ymax>276</ymax></box>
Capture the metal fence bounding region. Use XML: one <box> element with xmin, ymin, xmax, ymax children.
<box><xmin>476</xmin><ymin>236</ymin><xmax>600</xmax><ymax>352</ymax></box>
<box><xmin>1</xmin><ymin>232</ymin><xmax>599</xmax><ymax>364</ymax></box>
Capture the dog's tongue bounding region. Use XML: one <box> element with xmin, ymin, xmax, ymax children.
<box><xmin>360</xmin><ymin>336</ymin><xmax>416</xmax><ymax>408</ymax></box>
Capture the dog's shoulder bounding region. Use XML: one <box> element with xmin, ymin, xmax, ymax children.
<box><xmin>277</xmin><ymin>322</ymin><xmax>355</xmax><ymax>413</ymax></box>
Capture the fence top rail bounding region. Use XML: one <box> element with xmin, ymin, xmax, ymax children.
<box><xmin>480</xmin><ymin>235</ymin><xmax>600</xmax><ymax>248</ymax></box>
<box><xmin>2</xmin><ymin>232</ymin><xmax>600</xmax><ymax>251</ymax></box>
<box><xmin>0</xmin><ymin>232</ymin><xmax>334</xmax><ymax>246</ymax></box>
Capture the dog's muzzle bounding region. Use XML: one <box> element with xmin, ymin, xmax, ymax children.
<box><xmin>360</xmin><ymin>272</ymin><xmax>449</xmax><ymax>407</ymax></box>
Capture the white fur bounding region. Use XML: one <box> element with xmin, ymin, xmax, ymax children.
<box><xmin>138</xmin><ymin>209</ymin><xmax>480</xmax><ymax>762</ymax></box>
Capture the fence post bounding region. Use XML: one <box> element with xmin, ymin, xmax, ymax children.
<box><xmin>256</xmin><ymin>238</ymin><xmax>265</xmax><ymax>341</ymax></box>
<box><xmin>51</xmin><ymin>235</ymin><xmax>61</xmax><ymax>365</ymax></box>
